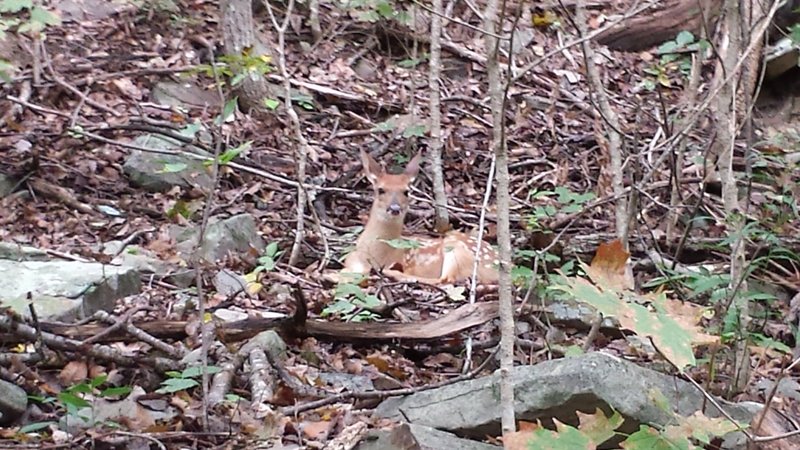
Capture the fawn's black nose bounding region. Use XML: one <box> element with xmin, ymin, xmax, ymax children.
<box><xmin>387</xmin><ymin>203</ymin><xmax>402</xmax><ymax>215</ymax></box>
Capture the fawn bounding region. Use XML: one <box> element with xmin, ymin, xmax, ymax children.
<box><xmin>342</xmin><ymin>150</ymin><xmax>499</xmax><ymax>285</ymax></box>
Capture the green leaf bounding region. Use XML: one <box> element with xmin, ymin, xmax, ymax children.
<box><xmin>213</xmin><ymin>141</ymin><xmax>251</xmax><ymax>166</ymax></box>
<box><xmin>0</xmin><ymin>59</ymin><xmax>15</xmax><ymax>82</ymax></box>
<box><xmin>225</xmin><ymin>393</ymin><xmax>243</xmax><ymax>402</ymax></box>
<box><xmin>0</xmin><ymin>0</ymin><xmax>33</xmax><ymax>13</ymax></box>
<box><xmin>633</xmin><ymin>299</ymin><xmax>696</xmax><ymax>370</ymax></box>
<box><xmin>215</xmin><ymin>97</ymin><xmax>238</xmax><ymax>125</ymax></box>
<box><xmin>58</xmin><ymin>392</ymin><xmax>90</xmax><ymax>409</ymax></box>
<box><xmin>263</xmin><ymin>98</ymin><xmax>280</xmax><ymax>110</ymax></box>
<box><xmin>375</xmin><ymin>0</ymin><xmax>393</xmax><ymax>17</ymax></box>
<box><xmin>257</xmin><ymin>256</ymin><xmax>275</xmax><ymax>271</ymax></box>
<box><xmin>356</xmin><ymin>294</ymin><xmax>382</xmax><ymax>308</ymax></box>
<box><xmin>30</xmin><ymin>6</ymin><xmax>61</xmax><ymax>26</ymax></box>
<box><xmin>335</xmin><ymin>282</ymin><xmax>366</xmax><ymax>301</ymax></box>
<box><xmin>89</xmin><ymin>375</ymin><xmax>108</xmax><ymax>388</ymax></box>
<box><xmin>291</xmin><ymin>93</ymin><xmax>315</xmax><ymax>110</ymax></box>
<box><xmin>66</xmin><ymin>383</ymin><xmax>93</xmax><ymax>394</ymax></box>
<box><xmin>675</xmin><ymin>31</ymin><xmax>695</xmax><ymax>47</ymax></box>
<box><xmin>265</xmin><ymin>241</ymin><xmax>279</xmax><ymax>257</ymax></box>
<box><xmin>230</xmin><ymin>72</ymin><xmax>246</xmax><ymax>86</ymax></box>
<box><xmin>100</xmin><ymin>386</ymin><xmax>133</xmax><ymax>397</ymax></box>
<box><xmin>19</xmin><ymin>421</ymin><xmax>55</xmax><ymax>433</ymax></box>
<box><xmin>397</xmin><ymin>58</ymin><xmax>422</xmax><ymax>68</ymax></box>
<box><xmin>622</xmin><ymin>424</ymin><xmax>691</xmax><ymax>450</ymax></box>
<box><xmin>381</xmin><ymin>238</ymin><xmax>421</xmax><ymax>249</ymax></box>
<box><xmin>750</xmin><ymin>333</ymin><xmax>792</xmax><ymax>354</ymax></box>
<box><xmin>156</xmin><ymin>377</ymin><xmax>199</xmax><ymax>394</ymax></box>
<box><xmin>790</xmin><ymin>24</ymin><xmax>800</xmax><ymax>44</ymax></box>
<box><xmin>181</xmin><ymin>365</ymin><xmax>222</xmax><ymax>379</ymax></box>
<box><xmin>657</xmin><ymin>40</ymin><xmax>678</xmax><ymax>54</ymax></box>
<box><xmin>322</xmin><ymin>299</ymin><xmax>357</xmax><ymax>316</ymax></box>
<box><xmin>402</xmin><ymin>124</ymin><xmax>426</xmax><ymax>138</ymax></box>
<box><xmin>526</xmin><ymin>423</ymin><xmax>592</xmax><ymax>449</ymax></box>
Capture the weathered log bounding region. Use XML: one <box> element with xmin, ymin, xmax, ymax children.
<box><xmin>597</xmin><ymin>0</ymin><xmax>800</xmax><ymax>52</ymax></box>
<box><xmin>596</xmin><ymin>0</ymin><xmax>722</xmax><ymax>51</ymax></box>
<box><xmin>37</xmin><ymin>288</ymin><xmax>498</xmax><ymax>344</ymax></box>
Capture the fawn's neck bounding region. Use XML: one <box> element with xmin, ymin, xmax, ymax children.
<box><xmin>355</xmin><ymin>209</ymin><xmax>406</xmax><ymax>267</ymax></box>
<box><xmin>359</xmin><ymin>212</ymin><xmax>404</xmax><ymax>243</ymax></box>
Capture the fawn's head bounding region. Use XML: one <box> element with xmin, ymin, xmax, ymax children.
<box><xmin>360</xmin><ymin>150</ymin><xmax>422</xmax><ymax>223</ymax></box>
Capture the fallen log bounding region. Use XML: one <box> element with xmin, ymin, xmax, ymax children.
<box><xmin>37</xmin><ymin>287</ymin><xmax>498</xmax><ymax>344</ymax></box>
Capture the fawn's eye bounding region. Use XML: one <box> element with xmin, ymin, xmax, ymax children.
<box><xmin>378</xmin><ymin>188</ymin><xmax>386</xmax><ymax>195</ymax></box>
<box><xmin>402</xmin><ymin>189</ymin><xmax>409</xmax><ymax>196</ymax></box>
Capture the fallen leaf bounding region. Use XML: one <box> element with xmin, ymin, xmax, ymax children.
<box><xmin>586</xmin><ymin>239</ymin><xmax>633</xmax><ymax>291</ymax></box>
<box><xmin>58</xmin><ymin>360</ymin><xmax>88</xmax><ymax>385</ymax></box>
<box><xmin>302</xmin><ymin>420</ymin><xmax>332</xmax><ymax>440</ymax></box>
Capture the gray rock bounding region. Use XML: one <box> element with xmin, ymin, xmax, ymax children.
<box><xmin>122</xmin><ymin>133</ymin><xmax>214</xmax><ymax>193</ymax></box>
<box><xmin>104</xmin><ymin>243</ymin><xmax>172</xmax><ymax>275</ymax></box>
<box><xmin>213</xmin><ymin>269</ymin><xmax>248</xmax><ymax>296</ymax></box>
<box><xmin>755</xmin><ymin>377</ymin><xmax>800</xmax><ymax>401</ymax></box>
<box><xmin>0</xmin><ymin>379</ymin><xmax>27</xmax><ymax>425</ymax></box>
<box><xmin>213</xmin><ymin>308</ymin><xmax>249</xmax><ymax>322</ymax></box>
<box><xmin>356</xmin><ymin>424</ymin><xmax>500</xmax><ymax>450</ymax></box>
<box><xmin>151</xmin><ymin>81</ymin><xmax>220</xmax><ymax>108</ymax></box>
<box><xmin>174</xmin><ymin>214</ymin><xmax>265</xmax><ymax>264</ymax></box>
<box><xmin>0</xmin><ymin>242</ymin><xmax>49</xmax><ymax>261</ymax></box>
<box><xmin>375</xmin><ymin>352</ymin><xmax>760</xmax><ymax>447</ymax></box>
<box><xmin>0</xmin><ymin>260</ymin><xmax>140</xmax><ymax>321</ymax></box>
<box><xmin>52</xmin><ymin>0</ymin><xmax>131</xmax><ymax>22</ymax></box>
<box><xmin>0</xmin><ymin>173</ymin><xmax>18</xmax><ymax>198</ymax></box>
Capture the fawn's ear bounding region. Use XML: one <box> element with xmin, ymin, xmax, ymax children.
<box><xmin>404</xmin><ymin>151</ymin><xmax>422</xmax><ymax>182</ymax></box>
<box><xmin>360</xmin><ymin>150</ymin><xmax>383</xmax><ymax>185</ymax></box>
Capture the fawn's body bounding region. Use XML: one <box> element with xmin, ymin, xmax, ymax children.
<box><xmin>343</xmin><ymin>150</ymin><xmax>499</xmax><ymax>284</ymax></box>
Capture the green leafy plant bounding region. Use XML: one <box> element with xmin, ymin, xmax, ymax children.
<box><xmin>0</xmin><ymin>0</ymin><xmax>60</xmax><ymax>80</ymax></box>
<box><xmin>204</xmin><ymin>140</ymin><xmax>251</xmax><ymax>167</ymax></box>
<box><xmin>345</xmin><ymin>0</ymin><xmax>410</xmax><ymax>23</ymax></box>
<box><xmin>27</xmin><ymin>375</ymin><xmax>132</xmax><ymax>429</ymax></box>
<box><xmin>372</xmin><ymin>115</ymin><xmax>428</xmax><ymax>139</ymax></box>
<box><xmin>509</xmin><ymin>408</ymin><xmax>739</xmax><ymax>450</ymax></box>
<box><xmin>254</xmin><ymin>242</ymin><xmax>282</xmax><ymax>274</ymax></box>
<box><xmin>791</xmin><ymin>23</ymin><xmax>800</xmax><ymax>44</ymax></box>
<box><xmin>190</xmin><ymin>51</ymin><xmax>273</xmax><ymax>88</ymax></box>
<box><xmin>381</xmin><ymin>238</ymin><xmax>421</xmax><ymax>250</ymax></box>
<box><xmin>0</xmin><ymin>0</ymin><xmax>60</xmax><ymax>37</ymax></box>
<box><xmin>528</xmin><ymin>186</ymin><xmax>595</xmax><ymax>231</ymax></box>
<box><xmin>158</xmin><ymin>365</ymin><xmax>223</xmax><ymax>394</ymax></box>
<box><xmin>323</xmin><ymin>275</ymin><xmax>381</xmax><ymax>322</ymax></box>
<box><xmin>642</xmin><ymin>30</ymin><xmax>709</xmax><ymax>90</ymax></box>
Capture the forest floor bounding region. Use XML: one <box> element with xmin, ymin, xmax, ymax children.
<box><xmin>0</xmin><ymin>0</ymin><xmax>799</xmax><ymax>448</ymax></box>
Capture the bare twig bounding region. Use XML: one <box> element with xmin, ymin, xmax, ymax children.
<box><xmin>264</xmin><ymin>0</ymin><xmax>312</xmax><ymax>268</ymax></box>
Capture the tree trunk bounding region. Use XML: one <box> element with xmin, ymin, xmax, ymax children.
<box><xmin>220</xmin><ymin>0</ymin><xmax>275</xmax><ymax>111</ymax></box>
<box><xmin>428</xmin><ymin>0</ymin><xmax>450</xmax><ymax>232</ymax></box>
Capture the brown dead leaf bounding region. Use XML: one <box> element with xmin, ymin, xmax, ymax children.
<box><xmin>503</xmin><ymin>421</ymin><xmax>542</xmax><ymax>450</ymax></box>
<box><xmin>302</xmin><ymin>420</ymin><xmax>333</xmax><ymax>440</ymax></box>
<box><xmin>366</xmin><ymin>355</ymin><xmax>390</xmax><ymax>373</ymax></box>
<box><xmin>58</xmin><ymin>360</ymin><xmax>88</xmax><ymax>385</ymax></box>
<box><xmin>586</xmin><ymin>239</ymin><xmax>633</xmax><ymax>291</ymax></box>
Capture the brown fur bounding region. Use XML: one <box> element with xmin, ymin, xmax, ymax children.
<box><xmin>342</xmin><ymin>151</ymin><xmax>499</xmax><ymax>284</ymax></box>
